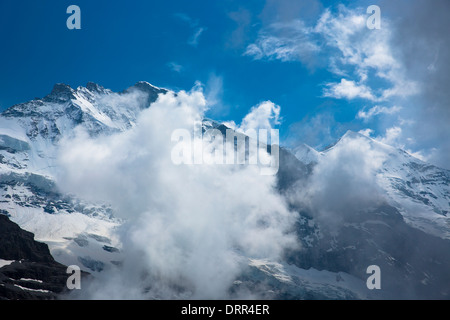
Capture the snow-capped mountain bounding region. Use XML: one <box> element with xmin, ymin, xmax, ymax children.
<box><xmin>294</xmin><ymin>130</ymin><xmax>450</xmax><ymax>240</ymax></box>
<box><xmin>0</xmin><ymin>81</ymin><xmax>166</xmax><ymax>176</ymax></box>
<box><xmin>0</xmin><ymin>81</ymin><xmax>166</xmax><ymax>275</ymax></box>
<box><xmin>287</xmin><ymin>130</ymin><xmax>450</xmax><ymax>299</ymax></box>
<box><xmin>0</xmin><ymin>82</ymin><xmax>449</xmax><ymax>299</ymax></box>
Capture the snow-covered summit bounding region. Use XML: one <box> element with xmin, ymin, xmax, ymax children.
<box><xmin>0</xmin><ymin>81</ymin><xmax>168</xmax><ymax>273</ymax></box>
<box><xmin>293</xmin><ymin>130</ymin><xmax>450</xmax><ymax>239</ymax></box>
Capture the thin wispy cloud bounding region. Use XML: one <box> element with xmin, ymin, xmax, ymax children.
<box><xmin>188</xmin><ymin>27</ymin><xmax>206</xmax><ymax>47</ymax></box>
<box><xmin>167</xmin><ymin>61</ymin><xmax>183</xmax><ymax>73</ymax></box>
<box><xmin>174</xmin><ymin>12</ymin><xmax>206</xmax><ymax>47</ymax></box>
<box><xmin>204</xmin><ymin>73</ymin><xmax>223</xmax><ymax>108</ymax></box>
<box><xmin>244</xmin><ymin>20</ymin><xmax>320</xmax><ymax>66</ymax></box>
<box><xmin>227</xmin><ymin>8</ymin><xmax>253</xmax><ymax>48</ymax></box>
<box><xmin>357</xmin><ymin>105</ymin><xmax>402</xmax><ymax>121</ymax></box>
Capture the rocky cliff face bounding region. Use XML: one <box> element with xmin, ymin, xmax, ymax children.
<box><xmin>0</xmin><ymin>214</ymin><xmax>70</xmax><ymax>299</ymax></box>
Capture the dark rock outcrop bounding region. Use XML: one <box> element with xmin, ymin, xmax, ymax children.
<box><xmin>0</xmin><ymin>214</ymin><xmax>71</xmax><ymax>299</ymax></box>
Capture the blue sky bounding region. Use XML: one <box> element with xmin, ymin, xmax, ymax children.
<box><xmin>0</xmin><ymin>0</ymin><xmax>328</xmax><ymax>126</ymax></box>
<box><xmin>0</xmin><ymin>0</ymin><xmax>448</xmax><ymax>168</ymax></box>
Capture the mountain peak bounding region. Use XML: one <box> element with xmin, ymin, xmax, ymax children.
<box><xmin>44</xmin><ymin>83</ymin><xmax>75</xmax><ymax>102</ymax></box>
<box><xmin>50</xmin><ymin>83</ymin><xmax>73</xmax><ymax>95</ymax></box>
<box><xmin>321</xmin><ymin>130</ymin><xmax>373</xmax><ymax>152</ymax></box>
<box><xmin>122</xmin><ymin>81</ymin><xmax>168</xmax><ymax>107</ymax></box>
<box><xmin>85</xmin><ymin>82</ymin><xmax>107</xmax><ymax>94</ymax></box>
<box><xmin>127</xmin><ymin>81</ymin><xmax>166</xmax><ymax>94</ymax></box>
<box><xmin>342</xmin><ymin>130</ymin><xmax>370</xmax><ymax>140</ymax></box>
<box><xmin>293</xmin><ymin>143</ymin><xmax>321</xmax><ymax>164</ymax></box>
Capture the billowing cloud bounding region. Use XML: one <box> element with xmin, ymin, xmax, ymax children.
<box><xmin>239</xmin><ymin>101</ymin><xmax>281</xmax><ymax>132</ymax></box>
<box><xmin>58</xmin><ymin>88</ymin><xmax>298</xmax><ymax>299</ymax></box>
<box><xmin>288</xmin><ymin>134</ymin><xmax>387</xmax><ymax>228</ymax></box>
<box><xmin>222</xmin><ymin>100</ymin><xmax>281</xmax><ymax>134</ymax></box>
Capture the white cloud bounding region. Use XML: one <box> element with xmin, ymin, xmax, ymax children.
<box><xmin>245</xmin><ymin>5</ymin><xmax>418</xmax><ymax>101</ymax></box>
<box><xmin>357</xmin><ymin>105</ymin><xmax>402</xmax><ymax>121</ymax></box>
<box><xmin>358</xmin><ymin>128</ymin><xmax>374</xmax><ymax>137</ymax></box>
<box><xmin>288</xmin><ymin>135</ymin><xmax>387</xmax><ymax>227</ymax></box>
<box><xmin>375</xmin><ymin>126</ymin><xmax>403</xmax><ymax>146</ymax></box>
<box><xmin>323</xmin><ymin>79</ymin><xmax>375</xmax><ymax>100</ymax></box>
<box><xmin>246</xmin><ymin>4</ymin><xmax>435</xmax><ymax>164</ymax></box>
<box><xmin>313</xmin><ymin>6</ymin><xmax>407</xmax><ymax>95</ymax></box>
<box><xmin>58</xmin><ymin>88</ymin><xmax>297</xmax><ymax>299</ymax></box>
<box><xmin>238</xmin><ymin>101</ymin><xmax>281</xmax><ymax>132</ymax></box>
<box><xmin>380</xmin><ymin>80</ymin><xmax>419</xmax><ymax>100</ymax></box>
